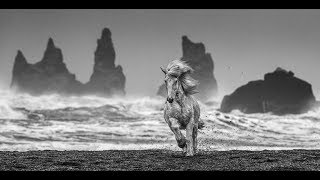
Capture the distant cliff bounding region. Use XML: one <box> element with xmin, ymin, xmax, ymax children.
<box><xmin>11</xmin><ymin>28</ymin><xmax>126</xmax><ymax>97</ymax></box>
<box><xmin>220</xmin><ymin>68</ymin><xmax>316</xmax><ymax>115</ymax></box>
<box><xmin>157</xmin><ymin>36</ymin><xmax>218</xmax><ymax>101</ymax></box>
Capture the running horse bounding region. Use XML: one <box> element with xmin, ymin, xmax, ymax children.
<box><xmin>161</xmin><ymin>60</ymin><xmax>204</xmax><ymax>156</ymax></box>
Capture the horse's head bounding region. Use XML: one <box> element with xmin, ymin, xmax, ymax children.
<box><xmin>161</xmin><ymin>60</ymin><xmax>199</xmax><ymax>104</ymax></box>
<box><xmin>161</xmin><ymin>67</ymin><xmax>184</xmax><ymax>103</ymax></box>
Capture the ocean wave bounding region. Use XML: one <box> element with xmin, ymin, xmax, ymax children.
<box><xmin>1</xmin><ymin>89</ymin><xmax>320</xmax><ymax>151</ymax></box>
<box><xmin>0</xmin><ymin>90</ymin><xmax>166</xmax><ymax>118</ymax></box>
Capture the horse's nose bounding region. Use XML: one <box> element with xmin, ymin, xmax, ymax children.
<box><xmin>167</xmin><ymin>97</ymin><xmax>174</xmax><ymax>103</ymax></box>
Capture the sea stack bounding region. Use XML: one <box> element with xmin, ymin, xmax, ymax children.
<box><xmin>85</xmin><ymin>28</ymin><xmax>126</xmax><ymax>96</ymax></box>
<box><xmin>157</xmin><ymin>36</ymin><xmax>218</xmax><ymax>102</ymax></box>
<box><xmin>11</xmin><ymin>38</ymin><xmax>83</xmax><ymax>95</ymax></box>
<box><xmin>220</xmin><ymin>68</ymin><xmax>316</xmax><ymax>115</ymax></box>
<box><xmin>11</xmin><ymin>28</ymin><xmax>126</xmax><ymax>97</ymax></box>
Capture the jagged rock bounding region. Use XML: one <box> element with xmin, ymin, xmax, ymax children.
<box><xmin>11</xmin><ymin>28</ymin><xmax>126</xmax><ymax>97</ymax></box>
<box><xmin>157</xmin><ymin>36</ymin><xmax>218</xmax><ymax>102</ymax></box>
<box><xmin>11</xmin><ymin>39</ymin><xmax>83</xmax><ymax>95</ymax></box>
<box><xmin>220</xmin><ymin>68</ymin><xmax>316</xmax><ymax>115</ymax></box>
<box><xmin>85</xmin><ymin>28</ymin><xmax>126</xmax><ymax>96</ymax></box>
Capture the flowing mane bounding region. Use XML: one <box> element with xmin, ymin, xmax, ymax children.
<box><xmin>166</xmin><ymin>60</ymin><xmax>199</xmax><ymax>95</ymax></box>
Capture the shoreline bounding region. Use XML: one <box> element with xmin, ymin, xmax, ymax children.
<box><xmin>1</xmin><ymin>149</ymin><xmax>320</xmax><ymax>171</ymax></box>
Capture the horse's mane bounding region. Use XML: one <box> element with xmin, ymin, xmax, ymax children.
<box><xmin>166</xmin><ymin>60</ymin><xmax>199</xmax><ymax>95</ymax></box>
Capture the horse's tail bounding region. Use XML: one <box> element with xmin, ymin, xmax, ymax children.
<box><xmin>198</xmin><ymin>119</ymin><xmax>205</xmax><ymax>130</ymax></box>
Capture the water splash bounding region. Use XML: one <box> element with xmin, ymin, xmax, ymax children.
<box><xmin>0</xmin><ymin>89</ymin><xmax>320</xmax><ymax>151</ymax></box>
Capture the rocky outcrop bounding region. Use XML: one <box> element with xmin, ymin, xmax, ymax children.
<box><xmin>11</xmin><ymin>28</ymin><xmax>126</xmax><ymax>97</ymax></box>
<box><xmin>11</xmin><ymin>38</ymin><xmax>83</xmax><ymax>95</ymax></box>
<box><xmin>85</xmin><ymin>28</ymin><xmax>126</xmax><ymax>96</ymax></box>
<box><xmin>157</xmin><ymin>36</ymin><xmax>218</xmax><ymax>101</ymax></box>
<box><xmin>220</xmin><ymin>68</ymin><xmax>316</xmax><ymax>115</ymax></box>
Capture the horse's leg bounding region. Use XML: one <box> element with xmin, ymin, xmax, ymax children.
<box><xmin>186</xmin><ymin>122</ymin><xmax>194</xmax><ymax>156</ymax></box>
<box><xmin>168</xmin><ymin>118</ymin><xmax>186</xmax><ymax>150</ymax></box>
<box><xmin>192</xmin><ymin>124</ymin><xmax>198</xmax><ymax>154</ymax></box>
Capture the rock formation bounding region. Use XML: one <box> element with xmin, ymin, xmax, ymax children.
<box><xmin>11</xmin><ymin>28</ymin><xmax>126</xmax><ymax>97</ymax></box>
<box><xmin>220</xmin><ymin>68</ymin><xmax>316</xmax><ymax>115</ymax></box>
<box><xmin>157</xmin><ymin>36</ymin><xmax>218</xmax><ymax>101</ymax></box>
<box><xmin>85</xmin><ymin>28</ymin><xmax>125</xmax><ymax>96</ymax></box>
<box><xmin>11</xmin><ymin>38</ymin><xmax>83</xmax><ymax>95</ymax></box>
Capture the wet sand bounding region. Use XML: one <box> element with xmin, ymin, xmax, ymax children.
<box><xmin>1</xmin><ymin>149</ymin><xmax>320</xmax><ymax>171</ymax></box>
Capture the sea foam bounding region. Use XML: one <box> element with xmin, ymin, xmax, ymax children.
<box><xmin>1</xmin><ymin>90</ymin><xmax>320</xmax><ymax>151</ymax></box>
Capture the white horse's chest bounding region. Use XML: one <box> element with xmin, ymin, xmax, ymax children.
<box><xmin>165</xmin><ymin>101</ymin><xmax>192</xmax><ymax>126</ymax></box>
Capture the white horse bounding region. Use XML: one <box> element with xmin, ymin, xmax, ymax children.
<box><xmin>161</xmin><ymin>60</ymin><xmax>204</xmax><ymax>156</ymax></box>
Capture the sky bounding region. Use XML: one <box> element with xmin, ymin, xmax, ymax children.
<box><xmin>1</xmin><ymin>9</ymin><xmax>320</xmax><ymax>99</ymax></box>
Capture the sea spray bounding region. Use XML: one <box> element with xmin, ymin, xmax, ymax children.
<box><xmin>0</xmin><ymin>89</ymin><xmax>320</xmax><ymax>151</ymax></box>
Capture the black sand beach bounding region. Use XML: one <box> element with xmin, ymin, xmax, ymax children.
<box><xmin>1</xmin><ymin>149</ymin><xmax>320</xmax><ymax>171</ymax></box>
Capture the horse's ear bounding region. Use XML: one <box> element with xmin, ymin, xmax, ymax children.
<box><xmin>160</xmin><ymin>67</ymin><xmax>167</xmax><ymax>75</ymax></box>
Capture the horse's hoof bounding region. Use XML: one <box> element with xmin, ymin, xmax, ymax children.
<box><xmin>182</xmin><ymin>147</ymin><xmax>187</xmax><ymax>155</ymax></box>
<box><xmin>177</xmin><ymin>139</ymin><xmax>186</xmax><ymax>148</ymax></box>
<box><xmin>193</xmin><ymin>149</ymin><xmax>198</xmax><ymax>154</ymax></box>
<box><xmin>182</xmin><ymin>151</ymin><xmax>186</xmax><ymax>156</ymax></box>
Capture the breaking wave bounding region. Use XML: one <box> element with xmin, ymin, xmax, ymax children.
<box><xmin>1</xmin><ymin>90</ymin><xmax>320</xmax><ymax>151</ymax></box>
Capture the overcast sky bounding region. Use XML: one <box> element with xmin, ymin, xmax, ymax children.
<box><xmin>1</xmin><ymin>9</ymin><xmax>320</xmax><ymax>99</ymax></box>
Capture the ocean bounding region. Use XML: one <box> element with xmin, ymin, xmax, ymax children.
<box><xmin>1</xmin><ymin>90</ymin><xmax>320</xmax><ymax>152</ymax></box>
